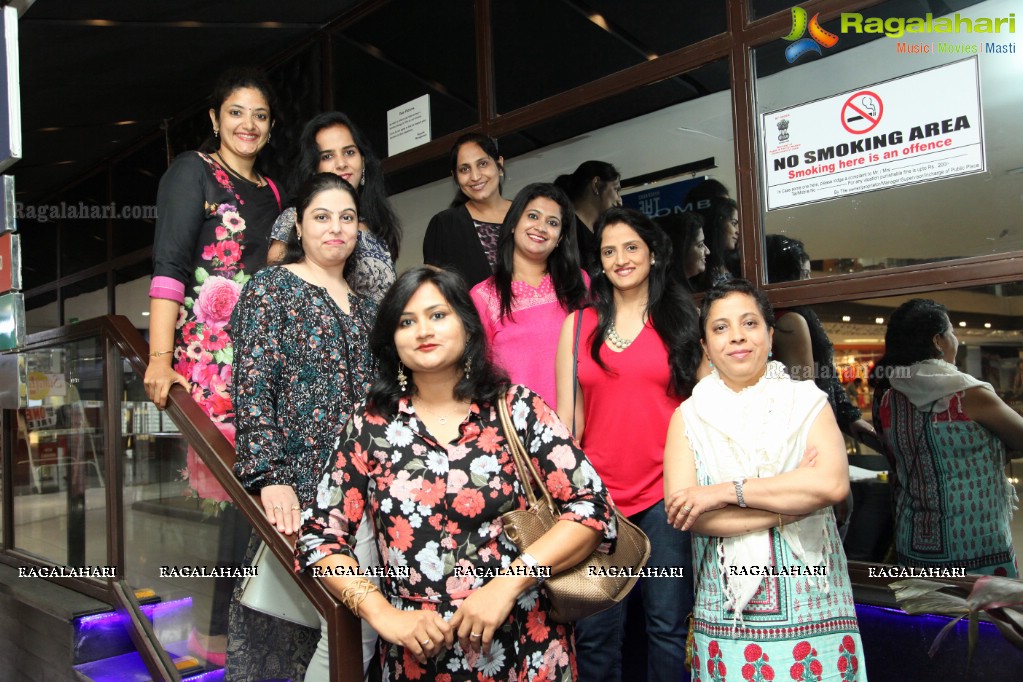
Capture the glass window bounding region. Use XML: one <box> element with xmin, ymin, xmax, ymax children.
<box><xmin>62</xmin><ymin>275</ymin><xmax>109</xmax><ymax>325</ymax></box>
<box><xmin>58</xmin><ymin>173</ymin><xmax>110</xmax><ymax>278</ymax></box>
<box><xmin>13</xmin><ymin>338</ymin><xmax>107</xmax><ymax>566</ymax></box>
<box><xmin>492</xmin><ymin>0</ymin><xmax>727</xmax><ymax>113</ymax></box>
<box><xmin>110</xmin><ymin>140</ymin><xmax>162</xmax><ymax>258</ymax></box>
<box><xmin>772</xmin><ymin>281</ymin><xmax>1023</xmax><ymax>574</ymax></box>
<box><xmin>754</xmin><ymin>0</ymin><xmax>1014</xmax><ymax>284</ymax></box>
<box><xmin>25</xmin><ymin>291</ymin><xmax>59</xmax><ymax>335</ymax></box>
<box><xmin>335</xmin><ymin>0</ymin><xmax>478</xmax><ymax>158</ymax></box>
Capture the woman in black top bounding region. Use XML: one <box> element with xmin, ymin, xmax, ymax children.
<box><xmin>423</xmin><ymin>133</ymin><xmax>512</xmax><ymax>288</ymax></box>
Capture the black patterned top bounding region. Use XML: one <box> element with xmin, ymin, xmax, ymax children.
<box><xmin>230</xmin><ymin>266</ymin><xmax>378</xmax><ymax>507</ymax></box>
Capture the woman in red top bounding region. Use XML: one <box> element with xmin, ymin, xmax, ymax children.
<box><xmin>555</xmin><ymin>207</ymin><xmax>701</xmax><ymax>682</ymax></box>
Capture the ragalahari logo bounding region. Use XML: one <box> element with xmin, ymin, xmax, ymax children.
<box><xmin>783</xmin><ymin>7</ymin><xmax>840</xmax><ymax>63</ymax></box>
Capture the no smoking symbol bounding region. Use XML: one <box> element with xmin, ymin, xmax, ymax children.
<box><xmin>841</xmin><ymin>91</ymin><xmax>883</xmax><ymax>134</ymax></box>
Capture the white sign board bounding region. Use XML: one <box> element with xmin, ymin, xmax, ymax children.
<box><xmin>387</xmin><ymin>94</ymin><xmax>431</xmax><ymax>157</ymax></box>
<box><xmin>762</xmin><ymin>58</ymin><xmax>984</xmax><ymax>211</ymax></box>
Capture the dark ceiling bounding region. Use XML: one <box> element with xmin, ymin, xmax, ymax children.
<box><xmin>13</xmin><ymin>0</ymin><xmax>368</xmax><ymax>203</ymax></box>
<box><xmin>11</xmin><ymin>0</ymin><xmax>738</xmax><ymax>292</ymax></box>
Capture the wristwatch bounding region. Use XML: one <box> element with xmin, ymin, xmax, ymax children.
<box><xmin>519</xmin><ymin>552</ymin><xmax>546</xmax><ymax>584</ymax></box>
<box><xmin>733</xmin><ymin>478</ymin><xmax>748</xmax><ymax>508</ymax></box>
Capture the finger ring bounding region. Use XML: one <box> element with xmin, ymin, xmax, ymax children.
<box><xmin>683</xmin><ymin>505</ymin><xmax>693</xmax><ymax>512</ymax></box>
<box><xmin>470</xmin><ymin>632</ymin><xmax>482</xmax><ymax>638</ymax></box>
<box><xmin>273</xmin><ymin>505</ymin><xmax>283</xmax><ymax>511</ymax></box>
<box><xmin>421</xmin><ymin>639</ymin><xmax>431</xmax><ymax>646</ymax></box>
<box><xmin>291</xmin><ymin>504</ymin><xmax>301</xmax><ymax>511</ymax></box>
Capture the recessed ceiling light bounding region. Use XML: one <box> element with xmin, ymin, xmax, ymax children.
<box><xmin>984</xmin><ymin>322</ymin><xmax>992</xmax><ymax>328</ymax></box>
<box><xmin>141</xmin><ymin>312</ymin><xmax>150</xmax><ymax>316</ymax></box>
<box><xmin>841</xmin><ymin>315</ymin><xmax>851</xmax><ymax>322</ymax></box>
<box><xmin>958</xmin><ymin>321</ymin><xmax>966</xmax><ymax>327</ymax></box>
<box><xmin>874</xmin><ymin>317</ymin><xmax>884</xmax><ymax>324</ymax></box>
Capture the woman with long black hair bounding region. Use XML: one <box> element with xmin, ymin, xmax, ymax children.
<box><xmin>555</xmin><ymin>207</ymin><xmax>700</xmax><ymax>681</ymax></box>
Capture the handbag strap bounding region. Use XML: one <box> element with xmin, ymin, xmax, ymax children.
<box><xmin>571</xmin><ymin>310</ymin><xmax>584</xmax><ymax>436</ymax></box>
<box><xmin>497</xmin><ymin>392</ymin><xmax>557</xmax><ymax>512</ymax></box>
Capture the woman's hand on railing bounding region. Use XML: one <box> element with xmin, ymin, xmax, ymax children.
<box><xmin>143</xmin><ymin>361</ymin><xmax>190</xmax><ymax>409</ymax></box>
<box><xmin>260</xmin><ymin>484</ymin><xmax>303</xmax><ymax>536</ymax></box>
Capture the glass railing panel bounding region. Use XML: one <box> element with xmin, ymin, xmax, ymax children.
<box><xmin>119</xmin><ymin>353</ymin><xmax>253</xmax><ymax>674</ymax></box>
<box><xmin>12</xmin><ymin>338</ymin><xmax>107</xmax><ymax>566</ymax></box>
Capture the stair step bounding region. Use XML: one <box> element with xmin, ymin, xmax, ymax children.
<box><xmin>72</xmin><ymin>649</ymin><xmax>222</xmax><ymax>681</ymax></box>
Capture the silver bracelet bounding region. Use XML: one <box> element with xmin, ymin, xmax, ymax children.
<box><xmin>733</xmin><ymin>478</ymin><xmax>748</xmax><ymax>508</ymax></box>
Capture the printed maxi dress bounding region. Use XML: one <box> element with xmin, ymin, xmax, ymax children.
<box><xmin>151</xmin><ymin>150</ymin><xmax>279</xmax><ymax>510</ymax></box>
<box><xmin>297</xmin><ymin>385</ymin><xmax>617</xmax><ymax>681</ymax></box>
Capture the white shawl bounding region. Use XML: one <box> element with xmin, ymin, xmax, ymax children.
<box><xmin>889</xmin><ymin>358</ymin><xmax>991</xmax><ymax>413</ymax></box>
<box><xmin>681</xmin><ymin>361</ymin><xmax>829</xmax><ymax>618</ymax></box>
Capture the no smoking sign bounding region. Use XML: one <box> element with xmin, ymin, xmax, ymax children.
<box><xmin>841</xmin><ymin>91</ymin><xmax>883</xmax><ymax>134</ymax></box>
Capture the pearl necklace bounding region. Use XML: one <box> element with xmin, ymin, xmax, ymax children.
<box><xmin>607</xmin><ymin>322</ymin><xmax>634</xmax><ymax>349</ymax></box>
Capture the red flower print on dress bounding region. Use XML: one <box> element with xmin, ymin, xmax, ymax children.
<box><xmin>744</xmin><ymin>644</ymin><xmax>763</xmax><ymax>662</ymax></box>
<box><xmin>740</xmin><ymin>643</ymin><xmax>775</xmax><ymax>682</ymax></box>
<box><xmin>402</xmin><ymin>646</ymin><xmax>425</xmax><ymax>680</ymax></box>
<box><xmin>836</xmin><ymin>636</ymin><xmax>859</xmax><ymax>681</ymax></box>
<box><xmin>202</xmin><ymin>327</ymin><xmax>230</xmax><ymax>352</ymax></box>
<box><xmin>343</xmin><ymin>487</ymin><xmax>364</xmax><ymax>520</ymax></box>
<box><xmin>476</xmin><ymin>425</ymin><xmax>503</xmax><ymax>453</ymax></box>
<box><xmin>213</xmin><ymin>168</ymin><xmax>232</xmax><ymax>189</ymax></box>
<box><xmin>526</xmin><ymin>607</ymin><xmax>550</xmax><ymax>642</ymax></box>
<box><xmin>789</xmin><ymin>640</ymin><xmax>822</xmax><ymax>681</ymax></box>
<box><xmin>452</xmin><ymin>488</ymin><xmax>486</xmax><ymax>517</ymax></box>
<box><xmin>388</xmin><ymin>515</ymin><xmax>414</xmax><ymax>552</ymax></box>
<box><xmin>413</xmin><ymin>477</ymin><xmax>445</xmax><ymax>507</ymax></box>
<box><xmin>705</xmin><ymin>641</ymin><xmax>727</xmax><ymax>681</ymax></box>
<box><xmin>546</xmin><ymin>469</ymin><xmax>573</xmax><ymax>501</ymax></box>
<box><xmin>793</xmin><ymin>642</ymin><xmax>811</xmax><ymax>662</ymax></box>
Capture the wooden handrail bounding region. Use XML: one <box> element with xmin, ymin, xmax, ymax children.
<box><xmin>13</xmin><ymin>315</ymin><xmax>364</xmax><ymax>679</ymax></box>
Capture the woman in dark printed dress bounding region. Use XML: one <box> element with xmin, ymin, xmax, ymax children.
<box><xmin>423</xmin><ymin>134</ymin><xmax>513</xmax><ymax>288</ymax></box>
<box><xmin>297</xmin><ymin>266</ymin><xmax>616</xmax><ymax>681</ymax></box>
<box><xmin>144</xmin><ymin>67</ymin><xmax>281</xmax><ymax>668</ymax></box>
<box><xmin>230</xmin><ymin>173</ymin><xmax>381</xmax><ymax>680</ymax></box>
<box><xmin>268</xmin><ymin>111</ymin><xmax>402</xmax><ymax>303</ymax></box>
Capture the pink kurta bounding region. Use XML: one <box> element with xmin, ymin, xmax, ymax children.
<box><xmin>471</xmin><ymin>272</ymin><xmax>586</xmax><ymax>411</ymax></box>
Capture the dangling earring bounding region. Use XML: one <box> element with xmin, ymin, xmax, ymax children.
<box><xmin>768</xmin><ymin>351</ymin><xmax>773</xmax><ymax>359</ymax></box>
<box><xmin>463</xmin><ymin>356</ymin><xmax>472</xmax><ymax>379</ymax></box>
<box><xmin>296</xmin><ymin>230</ymin><xmax>302</xmax><ymax>241</ymax></box>
<box><xmin>267</xmin><ymin>131</ymin><xmax>272</xmax><ymax>143</ymax></box>
<box><xmin>397</xmin><ymin>362</ymin><xmax>408</xmax><ymax>392</ymax></box>
<box><xmin>213</xmin><ymin>128</ymin><xmax>219</xmax><ymax>138</ymax></box>
<box><xmin>708</xmin><ymin>360</ymin><xmax>715</xmax><ymax>370</ymax></box>
<box><xmin>651</xmin><ymin>256</ymin><xmax>657</xmax><ymax>266</ymax></box>
<box><xmin>360</xmin><ymin>169</ymin><xmax>366</xmax><ymax>187</ymax></box>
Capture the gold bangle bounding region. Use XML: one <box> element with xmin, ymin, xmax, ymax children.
<box><xmin>339</xmin><ymin>577</ymin><xmax>379</xmax><ymax>618</ymax></box>
<box><xmin>778</xmin><ymin>513</ymin><xmax>784</xmax><ymax>530</ymax></box>
<box><xmin>149</xmin><ymin>350</ymin><xmax>174</xmax><ymax>357</ymax></box>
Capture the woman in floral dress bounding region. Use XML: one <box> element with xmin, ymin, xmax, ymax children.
<box><xmin>297</xmin><ymin>266</ymin><xmax>617</xmax><ymax>681</ymax></box>
<box><xmin>267</xmin><ymin>111</ymin><xmax>402</xmax><ymax>303</ymax></box>
<box><xmin>229</xmin><ymin>173</ymin><xmax>381</xmax><ymax>681</ymax></box>
<box><xmin>664</xmin><ymin>280</ymin><xmax>863</xmax><ymax>682</ymax></box>
<box><xmin>144</xmin><ymin>67</ymin><xmax>281</xmax><ymax>666</ymax></box>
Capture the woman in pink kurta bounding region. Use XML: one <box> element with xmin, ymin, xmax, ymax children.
<box><xmin>471</xmin><ymin>183</ymin><xmax>588</xmax><ymax>410</ymax></box>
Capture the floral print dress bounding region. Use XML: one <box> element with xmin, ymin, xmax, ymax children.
<box><xmin>297</xmin><ymin>385</ymin><xmax>617</xmax><ymax>681</ymax></box>
<box><xmin>151</xmin><ymin>151</ymin><xmax>280</xmax><ymax>511</ymax></box>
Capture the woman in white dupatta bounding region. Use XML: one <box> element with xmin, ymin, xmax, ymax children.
<box><xmin>664</xmin><ymin>280</ymin><xmax>864</xmax><ymax>681</ymax></box>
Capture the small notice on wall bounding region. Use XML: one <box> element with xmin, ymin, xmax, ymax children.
<box><xmin>761</xmin><ymin>57</ymin><xmax>984</xmax><ymax>210</ymax></box>
<box><xmin>387</xmin><ymin>94</ymin><xmax>431</xmax><ymax>157</ymax></box>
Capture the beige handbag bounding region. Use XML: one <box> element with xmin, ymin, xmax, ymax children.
<box><xmin>238</xmin><ymin>541</ymin><xmax>320</xmax><ymax>628</ymax></box>
<box><xmin>496</xmin><ymin>393</ymin><xmax>651</xmax><ymax>623</ymax></box>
